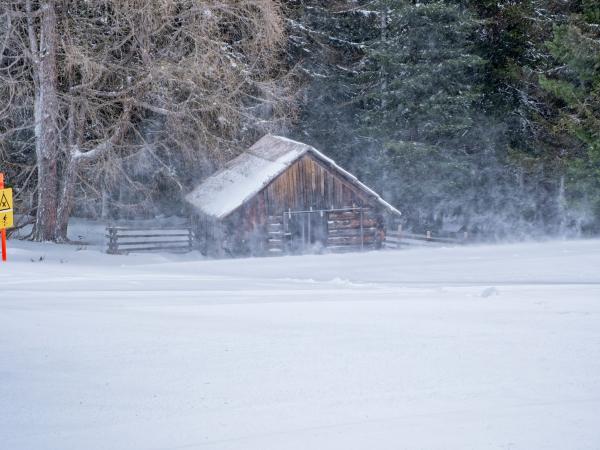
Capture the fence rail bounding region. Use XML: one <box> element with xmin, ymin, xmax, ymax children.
<box><xmin>385</xmin><ymin>227</ymin><xmax>469</xmax><ymax>249</ymax></box>
<box><xmin>106</xmin><ymin>225</ymin><xmax>193</xmax><ymax>254</ymax></box>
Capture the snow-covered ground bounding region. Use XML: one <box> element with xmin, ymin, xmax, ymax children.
<box><xmin>1</xmin><ymin>227</ymin><xmax>600</xmax><ymax>449</ymax></box>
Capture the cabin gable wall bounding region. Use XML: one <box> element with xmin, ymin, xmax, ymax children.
<box><xmin>255</xmin><ymin>154</ymin><xmax>375</xmax><ymax>216</ymax></box>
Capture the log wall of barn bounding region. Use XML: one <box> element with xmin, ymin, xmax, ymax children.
<box><xmin>258</xmin><ymin>154</ymin><xmax>373</xmax><ymax>215</ymax></box>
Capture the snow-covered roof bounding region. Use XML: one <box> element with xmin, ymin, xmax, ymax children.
<box><xmin>185</xmin><ymin>134</ymin><xmax>401</xmax><ymax>219</ymax></box>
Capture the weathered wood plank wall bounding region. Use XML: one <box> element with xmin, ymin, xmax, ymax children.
<box><xmin>242</xmin><ymin>154</ymin><xmax>374</xmax><ymax>219</ymax></box>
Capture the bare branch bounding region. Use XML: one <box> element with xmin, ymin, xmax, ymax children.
<box><xmin>73</xmin><ymin>103</ymin><xmax>132</xmax><ymax>164</ymax></box>
<box><xmin>25</xmin><ymin>0</ymin><xmax>39</xmax><ymax>64</ymax></box>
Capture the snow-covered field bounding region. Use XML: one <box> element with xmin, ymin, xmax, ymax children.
<box><xmin>1</xmin><ymin>229</ymin><xmax>600</xmax><ymax>449</ymax></box>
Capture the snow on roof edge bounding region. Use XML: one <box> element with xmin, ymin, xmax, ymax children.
<box><xmin>185</xmin><ymin>136</ymin><xmax>309</xmax><ymax>219</ymax></box>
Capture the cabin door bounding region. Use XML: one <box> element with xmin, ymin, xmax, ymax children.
<box><xmin>285</xmin><ymin>210</ymin><xmax>328</xmax><ymax>253</ymax></box>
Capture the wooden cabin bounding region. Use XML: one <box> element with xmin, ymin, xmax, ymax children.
<box><xmin>185</xmin><ymin>135</ymin><xmax>401</xmax><ymax>256</ymax></box>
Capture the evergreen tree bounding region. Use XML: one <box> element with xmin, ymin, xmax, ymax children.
<box><xmin>287</xmin><ymin>0</ymin><xmax>376</xmax><ymax>165</ymax></box>
<box><xmin>539</xmin><ymin>0</ymin><xmax>600</xmax><ymax>230</ymax></box>
<box><xmin>465</xmin><ymin>0</ymin><xmax>571</xmax><ymax>233</ymax></box>
<box><xmin>357</xmin><ymin>0</ymin><xmax>487</xmax><ymax>230</ymax></box>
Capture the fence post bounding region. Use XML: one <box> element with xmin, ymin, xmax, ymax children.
<box><xmin>360</xmin><ymin>208</ymin><xmax>364</xmax><ymax>250</ymax></box>
<box><xmin>426</xmin><ymin>230</ymin><xmax>431</xmax><ymax>241</ymax></box>
<box><xmin>308</xmin><ymin>207</ymin><xmax>312</xmax><ymax>250</ymax></box>
<box><xmin>397</xmin><ymin>224</ymin><xmax>402</xmax><ymax>249</ymax></box>
<box><xmin>107</xmin><ymin>227</ymin><xmax>117</xmax><ymax>254</ymax></box>
<box><xmin>463</xmin><ymin>231</ymin><xmax>468</xmax><ymax>242</ymax></box>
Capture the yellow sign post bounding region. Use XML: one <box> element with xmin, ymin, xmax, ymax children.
<box><xmin>0</xmin><ymin>172</ymin><xmax>11</xmax><ymax>261</ymax></box>
<box><xmin>0</xmin><ymin>187</ymin><xmax>13</xmax><ymax>229</ymax></box>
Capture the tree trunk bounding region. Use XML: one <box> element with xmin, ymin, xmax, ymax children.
<box><xmin>557</xmin><ymin>174</ymin><xmax>566</xmax><ymax>233</ymax></box>
<box><xmin>31</xmin><ymin>1</ymin><xmax>60</xmax><ymax>241</ymax></box>
<box><xmin>56</xmin><ymin>157</ymin><xmax>79</xmax><ymax>241</ymax></box>
<box><xmin>380</xmin><ymin>3</ymin><xmax>387</xmax><ymax>110</ymax></box>
<box><xmin>101</xmin><ymin>186</ymin><xmax>110</xmax><ymax>221</ymax></box>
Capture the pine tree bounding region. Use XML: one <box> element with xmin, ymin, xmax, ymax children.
<box><xmin>356</xmin><ymin>0</ymin><xmax>486</xmax><ymax>230</ymax></box>
<box><xmin>539</xmin><ymin>0</ymin><xmax>600</xmax><ymax>230</ymax></box>
<box><xmin>287</xmin><ymin>0</ymin><xmax>377</xmax><ymax>166</ymax></box>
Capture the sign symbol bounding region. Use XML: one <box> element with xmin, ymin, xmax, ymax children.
<box><xmin>0</xmin><ymin>192</ymin><xmax>8</xmax><ymax>210</ymax></box>
<box><xmin>0</xmin><ymin>188</ymin><xmax>14</xmax><ymax>230</ymax></box>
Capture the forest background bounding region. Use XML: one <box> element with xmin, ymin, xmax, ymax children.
<box><xmin>1</xmin><ymin>0</ymin><xmax>599</xmax><ymax>241</ymax></box>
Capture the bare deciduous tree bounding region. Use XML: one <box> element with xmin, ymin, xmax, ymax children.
<box><xmin>0</xmin><ymin>0</ymin><xmax>294</xmax><ymax>241</ymax></box>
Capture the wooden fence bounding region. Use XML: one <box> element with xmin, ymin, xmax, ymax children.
<box><xmin>384</xmin><ymin>226</ymin><xmax>469</xmax><ymax>249</ymax></box>
<box><xmin>106</xmin><ymin>225</ymin><xmax>193</xmax><ymax>254</ymax></box>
